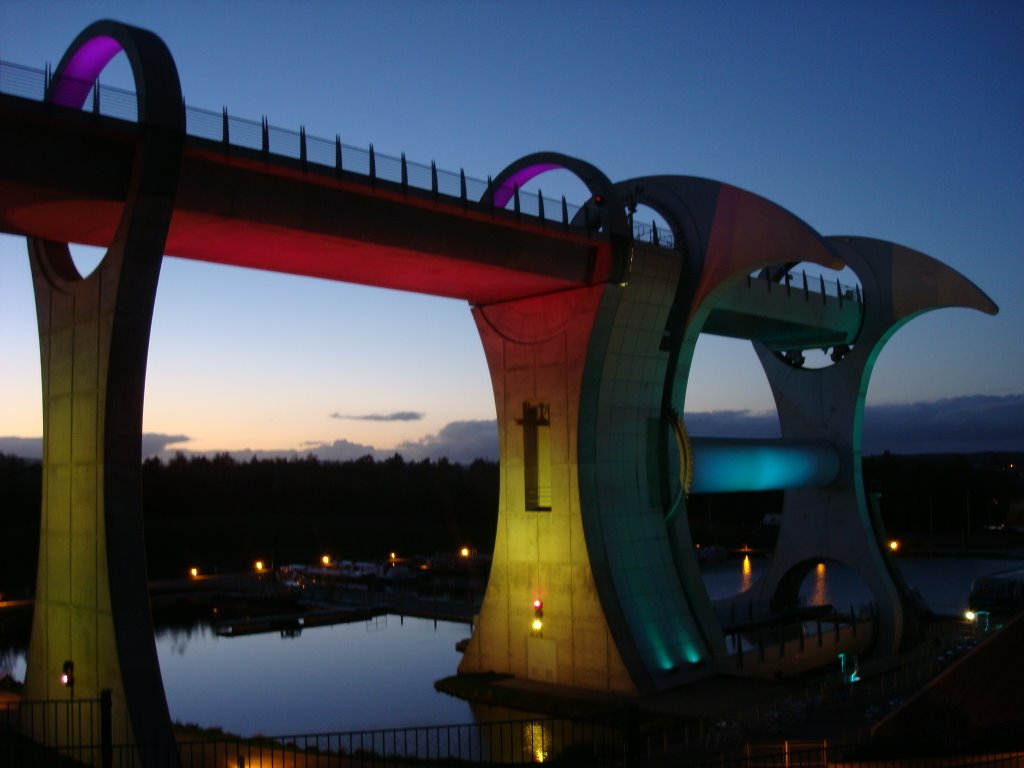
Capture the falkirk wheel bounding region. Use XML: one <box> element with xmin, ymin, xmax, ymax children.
<box><xmin>11</xmin><ymin>19</ymin><xmax>998</xmax><ymax>767</ymax></box>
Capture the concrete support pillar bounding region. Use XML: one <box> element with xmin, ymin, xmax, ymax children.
<box><xmin>459</xmin><ymin>285</ymin><xmax>637</xmax><ymax>692</ymax></box>
<box><xmin>22</xmin><ymin>21</ymin><xmax>183</xmax><ymax>767</ymax></box>
<box><xmin>747</xmin><ymin>237</ymin><xmax>998</xmax><ymax>655</ymax></box>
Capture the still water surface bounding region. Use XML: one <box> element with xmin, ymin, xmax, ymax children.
<box><xmin>5</xmin><ymin>556</ymin><xmax>1021</xmax><ymax>736</ymax></box>
<box><xmin>156</xmin><ymin>614</ymin><xmax>476</xmax><ymax>735</ymax></box>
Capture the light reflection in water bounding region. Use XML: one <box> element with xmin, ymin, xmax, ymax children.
<box><xmin>807</xmin><ymin>561</ymin><xmax>830</xmax><ymax>606</ymax></box>
<box><xmin>523</xmin><ymin>720</ymin><xmax>552</xmax><ymax>762</ymax></box>
<box><xmin>740</xmin><ymin>555</ymin><xmax>753</xmax><ymax>592</ymax></box>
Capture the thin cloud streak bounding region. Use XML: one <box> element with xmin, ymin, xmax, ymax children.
<box><xmin>330</xmin><ymin>411</ymin><xmax>425</xmax><ymax>422</ymax></box>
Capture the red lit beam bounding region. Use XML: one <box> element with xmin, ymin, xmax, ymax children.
<box><xmin>0</xmin><ymin>98</ymin><xmax>609</xmax><ymax>304</ymax></box>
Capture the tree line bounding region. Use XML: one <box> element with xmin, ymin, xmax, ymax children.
<box><xmin>1</xmin><ymin>450</ymin><xmax>1021</xmax><ymax>599</ymax></box>
<box><xmin>0</xmin><ymin>452</ymin><xmax>498</xmax><ymax>595</ymax></box>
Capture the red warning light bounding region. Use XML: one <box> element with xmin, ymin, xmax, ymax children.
<box><xmin>532</xmin><ymin>599</ymin><xmax>543</xmax><ymax>611</ymax></box>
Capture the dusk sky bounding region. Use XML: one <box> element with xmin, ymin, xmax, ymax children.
<box><xmin>1</xmin><ymin>1</ymin><xmax>1022</xmax><ymax>462</ymax></box>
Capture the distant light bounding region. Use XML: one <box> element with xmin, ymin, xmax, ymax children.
<box><xmin>189</xmin><ymin>567</ymin><xmax>199</xmax><ymax>578</ymax></box>
<box><xmin>816</xmin><ymin>562</ymin><xmax>826</xmax><ymax>576</ymax></box>
<box><xmin>255</xmin><ymin>560</ymin><xmax>265</xmax><ymax>572</ymax></box>
<box><xmin>389</xmin><ymin>552</ymin><xmax>396</xmax><ymax>560</ymax></box>
<box><xmin>321</xmin><ymin>554</ymin><xmax>331</xmax><ymax>566</ymax></box>
<box><xmin>888</xmin><ymin>540</ymin><xmax>900</xmax><ymax>553</ymax></box>
<box><xmin>460</xmin><ymin>547</ymin><xmax>470</xmax><ymax>558</ymax></box>
<box><xmin>965</xmin><ymin>610</ymin><xmax>977</xmax><ymax>622</ymax></box>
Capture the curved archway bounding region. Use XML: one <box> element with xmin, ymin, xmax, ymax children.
<box><xmin>24</xmin><ymin>20</ymin><xmax>185</xmax><ymax>767</ymax></box>
<box><xmin>484</xmin><ymin>151</ymin><xmax>629</xmax><ymax>238</ymax></box>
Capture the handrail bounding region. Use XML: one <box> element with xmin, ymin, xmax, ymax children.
<box><xmin>0</xmin><ymin>58</ymin><xmax>678</xmax><ymax>247</ymax></box>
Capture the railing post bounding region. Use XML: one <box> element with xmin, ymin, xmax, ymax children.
<box><xmin>537</xmin><ymin>189</ymin><xmax>545</xmax><ymax>224</ymax></box>
<box><xmin>513</xmin><ymin>184</ymin><xmax>520</xmax><ymax>220</ymax></box>
<box><xmin>221</xmin><ymin>107</ymin><xmax>229</xmax><ymax>148</ymax></box>
<box><xmin>561</xmin><ymin>196</ymin><xmax>568</xmax><ymax>229</ymax></box>
<box><xmin>651</xmin><ymin>220</ymin><xmax>659</xmax><ymax>246</ymax></box>
<box><xmin>335</xmin><ymin>135</ymin><xmax>343</xmax><ymax>177</ymax></box>
<box><xmin>261</xmin><ymin>116</ymin><xmax>269</xmax><ymax>158</ymax></box>
<box><xmin>92</xmin><ymin>78</ymin><xmax>100</xmax><ymax>114</ymax></box>
<box><xmin>431</xmin><ymin>161</ymin><xmax>438</xmax><ymax>199</ymax></box>
<box><xmin>400</xmin><ymin>152</ymin><xmax>408</xmax><ymax>191</ymax></box>
<box><xmin>100</xmin><ymin>689</ymin><xmax>112</xmax><ymax>768</ymax></box>
<box><xmin>299</xmin><ymin>126</ymin><xmax>307</xmax><ymax>166</ymax></box>
<box><xmin>368</xmin><ymin>143</ymin><xmax>376</xmax><ymax>183</ymax></box>
<box><xmin>459</xmin><ymin>169</ymin><xmax>467</xmax><ymax>205</ymax></box>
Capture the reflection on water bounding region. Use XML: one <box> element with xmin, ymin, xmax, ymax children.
<box><xmin>740</xmin><ymin>555</ymin><xmax>753</xmax><ymax>593</ymax></box>
<box><xmin>524</xmin><ymin>719</ymin><xmax>551</xmax><ymax>763</ymax></box>
<box><xmin>806</xmin><ymin>561</ymin><xmax>830</xmax><ymax>607</ymax></box>
<box><xmin>155</xmin><ymin>614</ymin><xmax>476</xmax><ymax>736</ymax></box>
<box><xmin>3</xmin><ymin>555</ymin><xmax>1022</xmax><ymax>736</ymax></box>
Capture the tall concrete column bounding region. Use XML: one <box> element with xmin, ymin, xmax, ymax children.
<box><xmin>23</xmin><ymin>21</ymin><xmax>183</xmax><ymax>767</ymax></box>
<box><xmin>748</xmin><ymin>237</ymin><xmax>997</xmax><ymax>655</ymax></box>
<box><xmin>459</xmin><ymin>285</ymin><xmax>637</xmax><ymax>692</ymax></box>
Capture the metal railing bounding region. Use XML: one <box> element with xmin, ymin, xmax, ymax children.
<box><xmin>0</xmin><ymin>58</ymin><xmax>678</xmax><ymax>247</ymax></box>
<box><xmin>5</xmin><ymin>691</ymin><xmax>1021</xmax><ymax>767</ymax></box>
<box><xmin>1</xmin><ymin>692</ymin><xmax>112</xmax><ymax>767</ymax></box>
<box><xmin>747</xmin><ymin>268</ymin><xmax>862</xmax><ymax>308</ymax></box>
<box><xmin>3</xmin><ymin>697</ymin><xmax>626</xmax><ymax>767</ymax></box>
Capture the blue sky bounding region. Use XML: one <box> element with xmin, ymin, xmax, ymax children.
<box><xmin>1</xmin><ymin>1</ymin><xmax>1022</xmax><ymax>461</ymax></box>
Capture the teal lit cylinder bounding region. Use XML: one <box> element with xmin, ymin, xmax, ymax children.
<box><xmin>689</xmin><ymin>437</ymin><xmax>839</xmax><ymax>493</ymax></box>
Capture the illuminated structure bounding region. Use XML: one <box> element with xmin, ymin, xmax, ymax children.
<box><xmin>0</xmin><ymin>20</ymin><xmax>997</xmax><ymax>764</ymax></box>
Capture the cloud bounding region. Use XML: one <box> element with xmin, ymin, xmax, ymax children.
<box><xmin>142</xmin><ymin>433</ymin><xmax>192</xmax><ymax>457</ymax></box>
<box><xmin>330</xmin><ymin>411</ymin><xmax>425</xmax><ymax>422</ymax></box>
<box><xmin>860</xmin><ymin>394</ymin><xmax>1024</xmax><ymax>455</ymax></box>
<box><xmin>2</xmin><ymin>395</ymin><xmax>1021</xmax><ymax>465</ymax></box>
<box><xmin>394</xmin><ymin>420</ymin><xmax>499</xmax><ymax>464</ymax></box>
<box><xmin>684</xmin><ymin>410</ymin><xmax>780</xmax><ymax>439</ymax></box>
<box><xmin>0</xmin><ymin>433</ymin><xmax>191</xmax><ymax>462</ymax></box>
<box><xmin>0</xmin><ymin>436</ymin><xmax>41</xmax><ymax>461</ymax></box>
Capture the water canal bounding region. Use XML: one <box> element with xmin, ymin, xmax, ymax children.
<box><xmin>2</xmin><ymin>555</ymin><xmax>1021</xmax><ymax>736</ymax></box>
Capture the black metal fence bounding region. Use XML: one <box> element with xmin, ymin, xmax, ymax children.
<box><xmin>2</xmin><ymin>696</ymin><xmax>626</xmax><ymax>767</ymax></box>
<box><xmin>0</xmin><ymin>57</ymin><xmax>677</xmax><ymax>248</ymax></box>
<box><xmin>4</xmin><ymin>694</ymin><xmax>1021</xmax><ymax>768</ymax></box>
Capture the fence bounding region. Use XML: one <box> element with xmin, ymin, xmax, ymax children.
<box><xmin>4</xmin><ymin>693</ymin><xmax>1020</xmax><ymax>767</ymax></box>
<box><xmin>0</xmin><ymin>58</ymin><xmax>677</xmax><ymax>248</ymax></box>
<box><xmin>2</xmin><ymin>696</ymin><xmax>626</xmax><ymax>767</ymax></box>
<box><xmin>1</xmin><ymin>693</ymin><xmax>111</xmax><ymax>767</ymax></box>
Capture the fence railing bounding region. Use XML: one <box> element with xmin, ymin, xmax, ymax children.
<box><xmin>0</xmin><ymin>58</ymin><xmax>678</xmax><ymax>248</ymax></box>
<box><xmin>5</xmin><ymin>691</ymin><xmax>1021</xmax><ymax>767</ymax></box>
<box><xmin>3</xmin><ymin>698</ymin><xmax>626</xmax><ymax>767</ymax></box>
<box><xmin>1</xmin><ymin>692</ymin><xmax>111</xmax><ymax>767</ymax></box>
